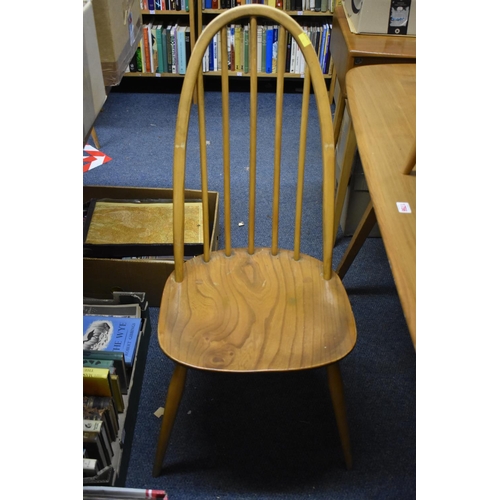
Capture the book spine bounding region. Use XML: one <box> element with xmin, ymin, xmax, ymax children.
<box><xmin>230</xmin><ymin>26</ymin><xmax>235</xmax><ymax>71</ymax></box>
<box><xmin>272</xmin><ymin>25</ymin><xmax>278</xmax><ymax>73</ymax></box>
<box><xmin>244</xmin><ymin>25</ymin><xmax>249</xmax><ymax>74</ymax></box>
<box><xmin>185</xmin><ymin>27</ymin><xmax>191</xmax><ymax>66</ymax></box>
<box><xmin>166</xmin><ymin>27</ymin><xmax>172</xmax><ymax>73</ymax></box>
<box><xmin>171</xmin><ymin>25</ymin><xmax>177</xmax><ymax>74</ymax></box>
<box><xmin>142</xmin><ymin>25</ymin><xmax>151</xmax><ymax>73</ymax></box>
<box><xmin>157</xmin><ymin>26</ymin><xmax>164</xmax><ymax>73</ymax></box>
<box><xmin>162</xmin><ymin>28</ymin><xmax>168</xmax><ymax>72</ymax></box>
<box><xmin>265</xmin><ymin>26</ymin><xmax>273</xmax><ymax>74</ymax></box>
<box><xmin>83</xmin><ymin>420</ymin><xmax>113</xmax><ymax>466</ymax></box>
<box><xmin>83</xmin><ymin>431</ymin><xmax>110</xmax><ymax>468</ymax></box>
<box><xmin>213</xmin><ymin>33</ymin><xmax>218</xmax><ymax>72</ymax></box>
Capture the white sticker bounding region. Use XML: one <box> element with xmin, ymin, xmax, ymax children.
<box><xmin>396</xmin><ymin>202</ymin><xmax>412</xmax><ymax>213</ymax></box>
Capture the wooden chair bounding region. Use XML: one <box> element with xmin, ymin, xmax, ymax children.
<box><xmin>153</xmin><ymin>5</ymin><xmax>357</xmax><ymax>477</ymax></box>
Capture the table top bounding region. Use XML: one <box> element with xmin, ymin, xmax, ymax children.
<box><xmin>346</xmin><ymin>63</ymin><xmax>416</xmax><ymax>348</ymax></box>
<box><xmin>334</xmin><ymin>5</ymin><xmax>417</xmax><ymax>59</ymax></box>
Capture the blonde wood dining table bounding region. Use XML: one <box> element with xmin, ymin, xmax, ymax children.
<box><xmin>338</xmin><ymin>63</ymin><xmax>416</xmax><ymax>348</ymax></box>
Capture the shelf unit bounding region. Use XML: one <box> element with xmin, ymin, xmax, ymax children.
<box><xmin>125</xmin><ymin>2</ymin><xmax>197</xmax><ymax>78</ymax></box>
<box><xmin>198</xmin><ymin>3</ymin><xmax>334</xmax><ymax>82</ymax></box>
<box><xmin>125</xmin><ymin>1</ymin><xmax>335</xmax><ymax>86</ymax></box>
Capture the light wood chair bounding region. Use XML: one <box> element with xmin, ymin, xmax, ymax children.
<box><xmin>153</xmin><ymin>5</ymin><xmax>357</xmax><ymax>477</ymax></box>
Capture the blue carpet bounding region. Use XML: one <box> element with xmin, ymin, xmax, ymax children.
<box><xmin>85</xmin><ymin>89</ymin><xmax>416</xmax><ymax>499</ymax></box>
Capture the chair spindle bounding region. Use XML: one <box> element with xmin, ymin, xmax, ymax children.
<box><xmin>248</xmin><ymin>16</ymin><xmax>258</xmax><ymax>255</ymax></box>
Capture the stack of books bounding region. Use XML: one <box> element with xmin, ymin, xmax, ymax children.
<box><xmin>83</xmin><ymin>291</ymin><xmax>150</xmax><ymax>484</ymax></box>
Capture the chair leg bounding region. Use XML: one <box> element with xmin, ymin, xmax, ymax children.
<box><xmin>336</xmin><ymin>201</ymin><xmax>377</xmax><ymax>280</ymax></box>
<box><xmin>326</xmin><ymin>362</ymin><xmax>352</xmax><ymax>470</ymax></box>
<box><xmin>153</xmin><ymin>363</ymin><xmax>188</xmax><ymax>477</ymax></box>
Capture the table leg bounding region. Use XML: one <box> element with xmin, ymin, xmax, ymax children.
<box><xmin>90</xmin><ymin>127</ymin><xmax>100</xmax><ymax>149</ymax></box>
<box><xmin>336</xmin><ymin>200</ymin><xmax>376</xmax><ymax>279</ymax></box>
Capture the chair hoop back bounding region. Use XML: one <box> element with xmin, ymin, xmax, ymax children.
<box><xmin>172</xmin><ymin>5</ymin><xmax>336</xmax><ymax>282</ymax></box>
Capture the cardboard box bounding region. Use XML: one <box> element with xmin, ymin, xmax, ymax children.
<box><xmin>343</xmin><ymin>0</ymin><xmax>416</xmax><ymax>36</ymax></box>
<box><xmin>83</xmin><ymin>0</ymin><xmax>106</xmax><ymax>140</ymax></box>
<box><xmin>92</xmin><ymin>0</ymin><xmax>142</xmax><ymax>86</ymax></box>
<box><xmin>83</xmin><ymin>186</ymin><xmax>220</xmax><ymax>307</ymax></box>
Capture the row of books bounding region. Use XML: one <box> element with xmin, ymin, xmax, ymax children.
<box><xmin>201</xmin><ymin>21</ymin><xmax>332</xmax><ymax>75</ymax></box>
<box><xmin>128</xmin><ymin>21</ymin><xmax>192</xmax><ymax>74</ymax></box>
<box><xmin>83</xmin><ymin>292</ymin><xmax>149</xmax><ymax>482</ymax></box>
<box><xmin>140</xmin><ymin>0</ymin><xmax>336</xmax><ymax>12</ymax></box>
<box><xmin>140</xmin><ymin>0</ymin><xmax>190</xmax><ymax>11</ymax></box>
<box><xmin>203</xmin><ymin>0</ymin><xmax>334</xmax><ymax>11</ymax></box>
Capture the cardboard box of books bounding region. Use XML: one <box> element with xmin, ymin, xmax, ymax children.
<box><xmin>83</xmin><ymin>0</ymin><xmax>107</xmax><ymax>140</ymax></box>
<box><xmin>83</xmin><ymin>186</ymin><xmax>220</xmax><ymax>307</ymax></box>
<box><xmin>92</xmin><ymin>0</ymin><xmax>142</xmax><ymax>86</ymax></box>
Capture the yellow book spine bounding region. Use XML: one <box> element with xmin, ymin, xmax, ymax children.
<box><xmin>83</xmin><ymin>367</ymin><xmax>112</xmax><ymax>398</ymax></box>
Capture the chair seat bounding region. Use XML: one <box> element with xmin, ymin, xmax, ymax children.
<box><xmin>158</xmin><ymin>248</ymin><xmax>357</xmax><ymax>372</ymax></box>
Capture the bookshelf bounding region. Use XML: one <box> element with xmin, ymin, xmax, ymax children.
<box><xmin>83</xmin><ymin>294</ymin><xmax>152</xmax><ymax>487</ymax></box>
<box><xmin>124</xmin><ymin>1</ymin><xmax>197</xmax><ymax>77</ymax></box>
<box><xmin>197</xmin><ymin>1</ymin><xmax>335</xmax><ymax>82</ymax></box>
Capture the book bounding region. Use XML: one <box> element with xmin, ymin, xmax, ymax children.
<box><xmin>83</xmin><ymin>315</ymin><xmax>142</xmax><ymax>367</ymax></box>
<box><xmin>84</xmin><ymin>396</ymin><xmax>119</xmax><ymax>442</ymax></box>
<box><xmin>160</xmin><ymin>27</ymin><xmax>168</xmax><ymax>73</ymax></box>
<box><xmin>151</xmin><ymin>24</ymin><xmax>160</xmax><ymax>73</ymax></box>
<box><xmin>243</xmin><ymin>24</ymin><xmax>249</xmax><ymax>74</ymax></box>
<box><xmin>265</xmin><ymin>26</ymin><xmax>273</xmax><ymax>74</ymax></box>
<box><xmin>83</xmin><ymin>458</ymin><xmax>101</xmax><ymax>477</ymax></box>
<box><xmin>272</xmin><ymin>25</ymin><xmax>278</xmax><ymax>73</ymax></box>
<box><xmin>148</xmin><ymin>22</ymin><xmax>155</xmax><ymax>73</ymax></box>
<box><xmin>83</xmin><ymin>351</ymin><xmax>129</xmax><ymax>393</ymax></box>
<box><xmin>164</xmin><ymin>25</ymin><xmax>172</xmax><ymax>73</ymax></box>
<box><xmin>285</xmin><ymin>31</ymin><xmax>291</xmax><ymax>73</ymax></box>
<box><xmin>109</xmin><ymin>373</ymin><xmax>125</xmax><ymax>412</ymax></box>
<box><xmin>170</xmin><ymin>24</ymin><xmax>177</xmax><ymax>74</ymax></box>
<box><xmin>83</xmin><ymin>367</ymin><xmax>124</xmax><ymax>413</ymax></box>
<box><xmin>213</xmin><ymin>33</ymin><xmax>218</xmax><ymax>72</ymax></box>
<box><xmin>177</xmin><ymin>26</ymin><xmax>187</xmax><ymax>75</ymax></box>
<box><xmin>233</xmin><ymin>25</ymin><xmax>240</xmax><ymax>72</ymax></box>
<box><xmin>83</xmin><ymin>366</ymin><xmax>113</xmax><ymax>399</ymax></box>
<box><xmin>142</xmin><ymin>24</ymin><xmax>152</xmax><ymax>73</ymax></box>
<box><xmin>83</xmin><ymin>419</ymin><xmax>113</xmax><ymax>467</ymax></box>
<box><xmin>290</xmin><ymin>36</ymin><xmax>297</xmax><ymax>74</ymax></box>
<box><xmin>261</xmin><ymin>25</ymin><xmax>267</xmax><ymax>73</ymax></box>
<box><xmin>83</xmin><ymin>303</ymin><xmax>142</xmax><ymax>318</ymax></box>
<box><xmin>185</xmin><ymin>27</ymin><xmax>191</xmax><ymax>67</ymax></box>
<box><xmin>229</xmin><ymin>25</ymin><xmax>235</xmax><ymax>71</ymax></box>
<box><xmin>83</xmin><ymin>396</ymin><xmax>119</xmax><ymax>442</ymax></box>
<box><xmin>156</xmin><ymin>24</ymin><xmax>164</xmax><ymax>73</ymax></box>
<box><xmin>257</xmin><ymin>25</ymin><xmax>263</xmax><ymax>73</ymax></box>
<box><xmin>83</xmin><ymin>430</ymin><xmax>111</xmax><ymax>469</ymax></box>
